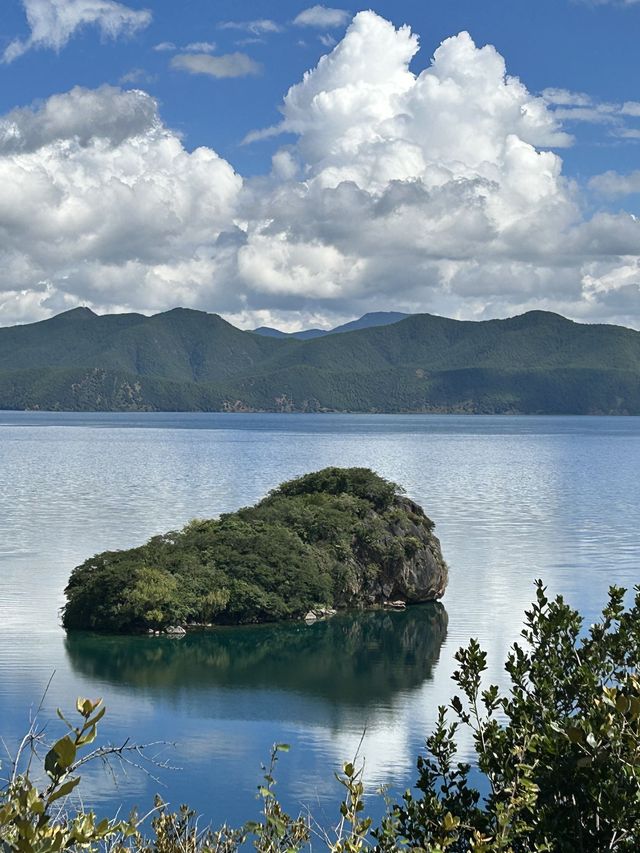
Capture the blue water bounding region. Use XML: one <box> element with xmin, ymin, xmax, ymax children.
<box><xmin>0</xmin><ymin>413</ymin><xmax>638</xmax><ymax>830</ymax></box>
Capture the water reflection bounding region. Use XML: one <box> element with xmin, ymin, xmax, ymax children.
<box><xmin>65</xmin><ymin>605</ymin><xmax>448</xmax><ymax>709</ymax></box>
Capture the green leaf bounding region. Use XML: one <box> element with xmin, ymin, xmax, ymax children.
<box><xmin>77</xmin><ymin>724</ymin><xmax>97</xmax><ymax>746</ymax></box>
<box><xmin>443</xmin><ymin>812</ymin><xmax>460</xmax><ymax>831</ymax></box>
<box><xmin>566</xmin><ymin>726</ymin><xmax>583</xmax><ymax>744</ymax></box>
<box><xmin>48</xmin><ymin>777</ymin><xmax>81</xmax><ymax>804</ymax></box>
<box><xmin>86</xmin><ymin>705</ymin><xmax>106</xmax><ymax>728</ymax></box>
<box><xmin>616</xmin><ymin>695</ymin><xmax>630</xmax><ymax>714</ymax></box>
<box><xmin>53</xmin><ymin>735</ymin><xmax>77</xmax><ymax>769</ymax></box>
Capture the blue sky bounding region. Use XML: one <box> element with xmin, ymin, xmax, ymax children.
<box><xmin>0</xmin><ymin>0</ymin><xmax>639</xmax><ymax>329</ymax></box>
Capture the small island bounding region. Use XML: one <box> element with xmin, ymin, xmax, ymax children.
<box><xmin>62</xmin><ymin>467</ymin><xmax>448</xmax><ymax>633</ymax></box>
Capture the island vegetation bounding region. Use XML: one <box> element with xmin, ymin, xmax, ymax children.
<box><xmin>3</xmin><ymin>583</ymin><xmax>639</xmax><ymax>851</ymax></box>
<box><xmin>2</xmin><ymin>307</ymin><xmax>640</xmax><ymax>414</ymax></box>
<box><xmin>62</xmin><ymin>468</ymin><xmax>448</xmax><ymax>633</ymax></box>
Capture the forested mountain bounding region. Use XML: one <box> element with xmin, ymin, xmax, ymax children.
<box><xmin>1</xmin><ymin>307</ymin><xmax>639</xmax><ymax>413</ymax></box>
<box><xmin>252</xmin><ymin>311</ymin><xmax>410</xmax><ymax>340</ymax></box>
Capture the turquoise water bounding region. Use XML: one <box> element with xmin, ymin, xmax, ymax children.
<box><xmin>0</xmin><ymin>413</ymin><xmax>638</xmax><ymax>828</ymax></box>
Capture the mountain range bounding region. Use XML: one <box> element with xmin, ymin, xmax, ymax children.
<box><xmin>252</xmin><ymin>311</ymin><xmax>410</xmax><ymax>340</ymax></box>
<box><xmin>1</xmin><ymin>307</ymin><xmax>639</xmax><ymax>414</ymax></box>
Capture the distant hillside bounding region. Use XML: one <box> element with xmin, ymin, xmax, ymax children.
<box><xmin>1</xmin><ymin>308</ymin><xmax>639</xmax><ymax>413</ymax></box>
<box><xmin>326</xmin><ymin>311</ymin><xmax>410</xmax><ymax>335</ymax></box>
<box><xmin>252</xmin><ymin>326</ymin><xmax>327</xmax><ymax>340</ymax></box>
<box><xmin>252</xmin><ymin>311</ymin><xmax>410</xmax><ymax>340</ymax></box>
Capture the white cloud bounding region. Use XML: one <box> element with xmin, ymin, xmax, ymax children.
<box><xmin>0</xmin><ymin>85</ymin><xmax>160</xmax><ymax>153</ymax></box>
<box><xmin>589</xmin><ymin>170</ymin><xmax>640</xmax><ymax>196</ymax></box>
<box><xmin>0</xmin><ymin>11</ymin><xmax>639</xmax><ymax>330</ymax></box>
<box><xmin>618</xmin><ymin>128</ymin><xmax>640</xmax><ymax>139</ymax></box>
<box><xmin>154</xmin><ymin>40</ymin><xmax>216</xmax><ymax>54</ymax></box>
<box><xmin>184</xmin><ymin>41</ymin><xmax>216</xmax><ymax>53</ymax></box>
<box><xmin>236</xmin><ymin>12</ymin><xmax>638</xmax><ymax>328</ymax></box>
<box><xmin>279</xmin><ymin>15</ymin><xmax>572</xmax><ymax>184</ymax></box>
<box><xmin>3</xmin><ymin>0</ymin><xmax>151</xmax><ymax>63</ymax></box>
<box><xmin>241</xmin><ymin>124</ymin><xmax>283</xmax><ymax>145</ymax></box>
<box><xmin>542</xmin><ymin>87</ymin><xmax>640</xmax><ymax>138</ymax></box>
<box><xmin>577</xmin><ymin>0</ymin><xmax>640</xmax><ymax>5</ymax></box>
<box><xmin>119</xmin><ymin>67</ymin><xmax>155</xmax><ymax>85</ymax></box>
<box><xmin>218</xmin><ymin>19</ymin><xmax>283</xmax><ymax>35</ymax></box>
<box><xmin>0</xmin><ymin>85</ymin><xmax>241</xmax><ymax>324</ymax></box>
<box><xmin>542</xmin><ymin>87</ymin><xmax>593</xmax><ymax>107</ymax></box>
<box><xmin>293</xmin><ymin>6</ymin><xmax>350</xmax><ymax>28</ymax></box>
<box><xmin>234</xmin><ymin>37</ymin><xmax>266</xmax><ymax>47</ymax></box>
<box><xmin>170</xmin><ymin>52</ymin><xmax>262</xmax><ymax>79</ymax></box>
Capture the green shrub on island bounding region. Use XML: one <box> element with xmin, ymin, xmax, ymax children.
<box><xmin>5</xmin><ymin>584</ymin><xmax>640</xmax><ymax>852</ymax></box>
<box><xmin>62</xmin><ymin>468</ymin><xmax>448</xmax><ymax>633</ymax></box>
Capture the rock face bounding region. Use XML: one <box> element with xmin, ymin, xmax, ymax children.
<box><xmin>382</xmin><ymin>497</ymin><xmax>448</xmax><ymax>601</ymax></box>
<box><xmin>336</xmin><ymin>496</ymin><xmax>448</xmax><ymax>609</ymax></box>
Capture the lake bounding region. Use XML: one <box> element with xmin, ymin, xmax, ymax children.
<box><xmin>0</xmin><ymin>412</ymin><xmax>638</xmax><ymax>830</ymax></box>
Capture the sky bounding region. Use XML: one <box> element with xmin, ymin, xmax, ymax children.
<box><xmin>0</xmin><ymin>0</ymin><xmax>639</xmax><ymax>331</ymax></box>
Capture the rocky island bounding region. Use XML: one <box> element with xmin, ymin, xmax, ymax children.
<box><xmin>62</xmin><ymin>468</ymin><xmax>448</xmax><ymax>633</ymax></box>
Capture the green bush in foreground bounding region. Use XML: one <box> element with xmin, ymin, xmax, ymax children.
<box><xmin>4</xmin><ymin>583</ymin><xmax>640</xmax><ymax>851</ymax></box>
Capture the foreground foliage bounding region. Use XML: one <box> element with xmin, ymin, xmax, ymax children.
<box><xmin>4</xmin><ymin>583</ymin><xmax>640</xmax><ymax>851</ymax></box>
<box><xmin>62</xmin><ymin>468</ymin><xmax>445</xmax><ymax>632</ymax></box>
<box><xmin>377</xmin><ymin>582</ymin><xmax>640</xmax><ymax>851</ymax></box>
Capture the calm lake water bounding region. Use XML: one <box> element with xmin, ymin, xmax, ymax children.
<box><xmin>1</xmin><ymin>413</ymin><xmax>639</xmax><ymax>829</ymax></box>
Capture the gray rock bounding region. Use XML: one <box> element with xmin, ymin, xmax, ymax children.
<box><xmin>337</xmin><ymin>496</ymin><xmax>448</xmax><ymax>608</ymax></box>
<box><xmin>165</xmin><ymin>625</ymin><xmax>187</xmax><ymax>635</ymax></box>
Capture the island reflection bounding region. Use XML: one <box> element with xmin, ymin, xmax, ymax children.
<box><xmin>65</xmin><ymin>604</ymin><xmax>448</xmax><ymax>709</ymax></box>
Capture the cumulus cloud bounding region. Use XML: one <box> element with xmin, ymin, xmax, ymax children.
<box><xmin>171</xmin><ymin>52</ymin><xmax>262</xmax><ymax>78</ymax></box>
<box><xmin>0</xmin><ymin>85</ymin><xmax>160</xmax><ymax>153</ymax></box>
<box><xmin>3</xmin><ymin>0</ymin><xmax>151</xmax><ymax>63</ymax></box>
<box><xmin>0</xmin><ymin>85</ymin><xmax>241</xmax><ymax>323</ymax></box>
<box><xmin>293</xmin><ymin>6</ymin><xmax>350</xmax><ymax>28</ymax></box>
<box><xmin>237</xmin><ymin>12</ymin><xmax>638</xmax><ymax>329</ymax></box>
<box><xmin>0</xmin><ymin>11</ymin><xmax>639</xmax><ymax>330</ymax></box>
